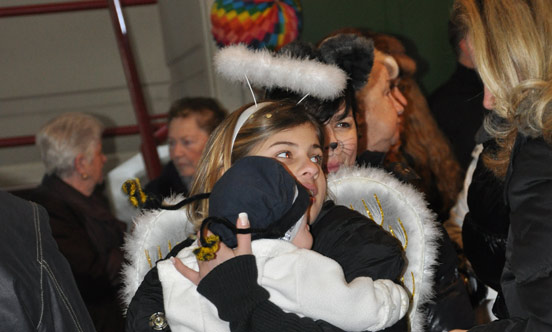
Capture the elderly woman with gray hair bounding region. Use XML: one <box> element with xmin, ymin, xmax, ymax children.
<box><xmin>26</xmin><ymin>112</ymin><xmax>126</xmax><ymax>332</ymax></box>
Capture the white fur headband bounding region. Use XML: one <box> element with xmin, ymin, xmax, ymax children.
<box><xmin>214</xmin><ymin>44</ymin><xmax>348</xmax><ymax>100</ymax></box>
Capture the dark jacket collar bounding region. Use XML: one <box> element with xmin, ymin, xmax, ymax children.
<box><xmin>356</xmin><ymin>150</ymin><xmax>386</xmax><ymax>168</ymax></box>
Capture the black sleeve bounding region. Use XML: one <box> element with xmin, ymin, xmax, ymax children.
<box><xmin>310</xmin><ymin>202</ymin><xmax>406</xmax><ymax>282</ymax></box>
<box><xmin>462</xmin><ymin>141</ymin><xmax>509</xmax><ymax>292</ymax></box>
<box><xmin>125</xmin><ymin>266</ymin><xmax>171</xmax><ymax>332</ymax></box>
<box><xmin>197</xmin><ymin>255</ymin><xmax>347</xmax><ymax>332</ymax></box>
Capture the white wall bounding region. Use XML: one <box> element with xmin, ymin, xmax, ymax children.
<box><xmin>0</xmin><ymin>0</ymin><xmax>248</xmax><ymax>190</ymax></box>
<box><xmin>157</xmin><ymin>0</ymin><xmax>247</xmax><ymax>109</ymax></box>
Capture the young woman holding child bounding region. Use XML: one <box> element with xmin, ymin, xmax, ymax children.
<box><xmin>162</xmin><ymin>154</ymin><xmax>408</xmax><ymax>332</ymax></box>
<box><xmin>125</xmin><ymin>100</ymin><xmax>408</xmax><ymax>332</ymax></box>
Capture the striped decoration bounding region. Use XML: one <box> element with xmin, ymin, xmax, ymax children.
<box><xmin>211</xmin><ymin>0</ymin><xmax>302</xmax><ymax>51</ymax></box>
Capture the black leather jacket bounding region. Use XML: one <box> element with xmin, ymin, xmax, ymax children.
<box><xmin>0</xmin><ymin>191</ymin><xmax>96</xmax><ymax>332</ymax></box>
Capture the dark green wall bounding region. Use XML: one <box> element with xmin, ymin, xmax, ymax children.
<box><xmin>299</xmin><ymin>0</ymin><xmax>456</xmax><ymax>95</ymax></box>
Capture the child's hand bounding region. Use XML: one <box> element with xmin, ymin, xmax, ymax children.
<box><xmin>173</xmin><ymin>212</ymin><xmax>252</xmax><ymax>285</ymax></box>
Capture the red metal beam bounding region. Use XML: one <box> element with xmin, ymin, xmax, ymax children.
<box><xmin>0</xmin><ymin>0</ymin><xmax>156</xmax><ymax>17</ymax></box>
<box><xmin>150</xmin><ymin>113</ymin><xmax>168</xmax><ymax>120</ymax></box>
<box><xmin>153</xmin><ymin>124</ymin><xmax>168</xmax><ymax>143</ymax></box>
<box><xmin>0</xmin><ymin>123</ymin><xmax>165</xmax><ymax>149</ymax></box>
<box><xmin>0</xmin><ymin>135</ymin><xmax>35</xmax><ymax>148</ymax></box>
<box><xmin>107</xmin><ymin>0</ymin><xmax>161</xmax><ymax>179</ymax></box>
<box><xmin>104</xmin><ymin>123</ymin><xmax>164</xmax><ymax>138</ymax></box>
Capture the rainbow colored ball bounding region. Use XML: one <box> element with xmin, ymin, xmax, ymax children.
<box><xmin>211</xmin><ymin>0</ymin><xmax>302</xmax><ymax>51</ymax></box>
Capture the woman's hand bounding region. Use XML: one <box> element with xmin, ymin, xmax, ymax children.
<box><xmin>172</xmin><ymin>212</ymin><xmax>252</xmax><ymax>285</ymax></box>
<box><xmin>449</xmin><ymin>329</ymin><xmax>468</xmax><ymax>332</ymax></box>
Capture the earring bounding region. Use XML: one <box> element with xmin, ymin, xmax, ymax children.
<box><xmin>81</xmin><ymin>173</ymin><xmax>89</xmax><ymax>180</ymax></box>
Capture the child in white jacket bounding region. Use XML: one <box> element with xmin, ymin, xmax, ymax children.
<box><xmin>157</xmin><ymin>156</ymin><xmax>409</xmax><ymax>332</ymax></box>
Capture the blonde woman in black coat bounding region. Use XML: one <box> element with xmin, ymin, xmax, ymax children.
<box><xmin>450</xmin><ymin>0</ymin><xmax>552</xmax><ymax>331</ymax></box>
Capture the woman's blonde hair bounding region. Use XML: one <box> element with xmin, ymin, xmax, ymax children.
<box><xmin>452</xmin><ymin>0</ymin><xmax>552</xmax><ymax>177</ymax></box>
<box><xmin>186</xmin><ymin>99</ymin><xmax>323</xmax><ymax>227</ymax></box>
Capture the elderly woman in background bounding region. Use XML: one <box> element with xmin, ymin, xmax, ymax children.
<box><xmin>26</xmin><ymin>112</ymin><xmax>126</xmax><ymax>332</ymax></box>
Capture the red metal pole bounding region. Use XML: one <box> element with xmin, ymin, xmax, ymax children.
<box><xmin>107</xmin><ymin>0</ymin><xmax>161</xmax><ymax>179</ymax></box>
<box><xmin>0</xmin><ymin>0</ymin><xmax>156</xmax><ymax>17</ymax></box>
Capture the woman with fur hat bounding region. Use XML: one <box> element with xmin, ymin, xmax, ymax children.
<box><xmin>317</xmin><ymin>30</ymin><xmax>475</xmax><ymax>332</ymax></box>
<box><xmin>251</xmin><ymin>31</ymin><xmax>472</xmax><ymax>331</ymax></box>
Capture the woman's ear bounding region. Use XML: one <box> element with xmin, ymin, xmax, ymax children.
<box><xmin>74</xmin><ymin>153</ymin><xmax>89</xmax><ymax>177</ymax></box>
<box><xmin>458</xmin><ymin>37</ymin><xmax>475</xmax><ymax>69</ymax></box>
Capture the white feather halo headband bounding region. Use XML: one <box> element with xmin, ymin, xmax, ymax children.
<box><xmin>214</xmin><ymin>44</ymin><xmax>348</xmax><ymax>100</ymax></box>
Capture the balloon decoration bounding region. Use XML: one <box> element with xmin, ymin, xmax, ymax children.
<box><xmin>211</xmin><ymin>0</ymin><xmax>302</xmax><ymax>51</ymax></box>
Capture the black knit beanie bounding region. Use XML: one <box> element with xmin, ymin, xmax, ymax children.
<box><xmin>208</xmin><ymin>156</ymin><xmax>310</xmax><ymax>248</ymax></box>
